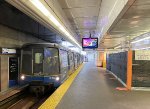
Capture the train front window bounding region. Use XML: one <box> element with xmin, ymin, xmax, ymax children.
<box><xmin>35</xmin><ymin>53</ymin><xmax>43</xmax><ymax>64</ymax></box>
<box><xmin>33</xmin><ymin>49</ymin><xmax>43</xmax><ymax>76</ymax></box>
<box><xmin>43</xmin><ymin>48</ymin><xmax>59</xmax><ymax>75</ymax></box>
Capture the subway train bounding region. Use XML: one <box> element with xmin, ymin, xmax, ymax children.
<box><xmin>19</xmin><ymin>43</ymin><xmax>83</xmax><ymax>94</ymax></box>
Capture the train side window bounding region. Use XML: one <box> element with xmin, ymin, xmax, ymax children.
<box><xmin>35</xmin><ymin>53</ymin><xmax>43</xmax><ymax>64</ymax></box>
<box><xmin>60</xmin><ymin>50</ymin><xmax>68</xmax><ymax>68</ymax></box>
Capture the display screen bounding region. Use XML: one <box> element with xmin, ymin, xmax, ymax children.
<box><xmin>82</xmin><ymin>38</ymin><xmax>98</xmax><ymax>48</ymax></box>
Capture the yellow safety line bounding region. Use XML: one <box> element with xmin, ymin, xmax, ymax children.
<box><xmin>39</xmin><ymin>64</ymin><xmax>84</xmax><ymax>109</ymax></box>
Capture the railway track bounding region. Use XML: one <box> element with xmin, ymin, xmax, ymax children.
<box><xmin>8</xmin><ymin>94</ymin><xmax>52</xmax><ymax>109</ymax></box>
<box><xmin>8</xmin><ymin>96</ymin><xmax>38</xmax><ymax>109</ymax></box>
<box><xmin>0</xmin><ymin>86</ymin><xmax>28</xmax><ymax>109</ymax></box>
<box><xmin>0</xmin><ymin>86</ymin><xmax>55</xmax><ymax>109</ymax></box>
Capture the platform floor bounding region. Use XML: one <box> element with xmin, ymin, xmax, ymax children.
<box><xmin>56</xmin><ymin>61</ymin><xmax>150</xmax><ymax>109</ymax></box>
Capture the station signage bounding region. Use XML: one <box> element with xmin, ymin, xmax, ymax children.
<box><xmin>0</xmin><ymin>48</ymin><xmax>16</xmax><ymax>54</ymax></box>
<box><xmin>135</xmin><ymin>50</ymin><xmax>150</xmax><ymax>60</ymax></box>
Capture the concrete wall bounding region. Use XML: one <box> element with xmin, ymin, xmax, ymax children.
<box><xmin>0</xmin><ymin>24</ymin><xmax>46</xmax><ymax>91</ymax></box>
<box><xmin>0</xmin><ymin>24</ymin><xmax>45</xmax><ymax>48</ymax></box>
<box><xmin>0</xmin><ymin>55</ymin><xmax>15</xmax><ymax>91</ymax></box>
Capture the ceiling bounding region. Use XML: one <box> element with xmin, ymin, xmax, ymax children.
<box><xmin>6</xmin><ymin>0</ymin><xmax>82</xmax><ymax>48</ymax></box>
<box><xmin>0</xmin><ymin>1</ymin><xmax>62</xmax><ymax>43</ymax></box>
<box><xmin>57</xmin><ymin>0</ymin><xmax>136</xmax><ymax>49</ymax></box>
<box><xmin>6</xmin><ymin>0</ymin><xmax>150</xmax><ymax>50</ymax></box>
<box><xmin>101</xmin><ymin>0</ymin><xmax>150</xmax><ymax>49</ymax></box>
<box><xmin>58</xmin><ymin>0</ymin><xmax>102</xmax><ymax>38</ymax></box>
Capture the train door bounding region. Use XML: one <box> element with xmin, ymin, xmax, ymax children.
<box><xmin>68</xmin><ymin>52</ymin><xmax>74</xmax><ymax>75</ymax></box>
<box><xmin>74</xmin><ymin>53</ymin><xmax>78</xmax><ymax>69</ymax></box>
<box><xmin>59</xmin><ymin>49</ymin><xmax>69</xmax><ymax>81</ymax></box>
<box><xmin>72</xmin><ymin>52</ymin><xmax>75</xmax><ymax>71</ymax></box>
<box><xmin>33</xmin><ymin>49</ymin><xmax>43</xmax><ymax>75</ymax></box>
<box><xmin>70</xmin><ymin>52</ymin><xmax>74</xmax><ymax>72</ymax></box>
<box><xmin>67</xmin><ymin>51</ymin><xmax>71</xmax><ymax>72</ymax></box>
<box><xmin>77</xmin><ymin>54</ymin><xmax>80</xmax><ymax>66</ymax></box>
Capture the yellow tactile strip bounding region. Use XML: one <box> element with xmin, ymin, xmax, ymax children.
<box><xmin>39</xmin><ymin>64</ymin><xmax>84</xmax><ymax>109</ymax></box>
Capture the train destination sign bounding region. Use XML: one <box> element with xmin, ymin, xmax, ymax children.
<box><xmin>1</xmin><ymin>48</ymin><xmax>16</xmax><ymax>54</ymax></box>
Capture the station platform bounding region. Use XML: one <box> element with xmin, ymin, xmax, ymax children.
<box><xmin>40</xmin><ymin>61</ymin><xmax>150</xmax><ymax>109</ymax></box>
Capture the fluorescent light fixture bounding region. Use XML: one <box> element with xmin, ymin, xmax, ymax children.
<box><xmin>114</xmin><ymin>45</ymin><xmax>121</xmax><ymax>49</ymax></box>
<box><xmin>59</xmin><ymin>26</ymin><xmax>80</xmax><ymax>47</ymax></box>
<box><xmin>59</xmin><ymin>26</ymin><xmax>69</xmax><ymax>36</ymax></box>
<box><xmin>29</xmin><ymin>0</ymin><xmax>81</xmax><ymax>48</ymax></box>
<box><xmin>30</xmin><ymin>0</ymin><xmax>50</xmax><ymax>16</ymax></box>
<box><xmin>49</xmin><ymin>15</ymin><xmax>61</xmax><ymax>27</ymax></box>
<box><xmin>131</xmin><ymin>36</ymin><xmax>150</xmax><ymax>44</ymax></box>
<box><xmin>133</xmin><ymin>16</ymin><xmax>140</xmax><ymax>19</ymax></box>
<box><xmin>134</xmin><ymin>46</ymin><xmax>150</xmax><ymax>50</ymax></box>
<box><xmin>130</xmin><ymin>21</ymin><xmax>139</xmax><ymax>24</ymax></box>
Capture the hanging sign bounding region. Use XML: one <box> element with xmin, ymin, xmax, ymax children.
<box><xmin>1</xmin><ymin>48</ymin><xmax>16</xmax><ymax>54</ymax></box>
<box><xmin>135</xmin><ymin>50</ymin><xmax>150</xmax><ymax>60</ymax></box>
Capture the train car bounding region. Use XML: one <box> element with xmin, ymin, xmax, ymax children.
<box><xmin>68</xmin><ymin>51</ymin><xmax>75</xmax><ymax>75</ymax></box>
<box><xmin>19</xmin><ymin>43</ymin><xmax>83</xmax><ymax>94</ymax></box>
<box><xmin>74</xmin><ymin>52</ymin><xmax>78</xmax><ymax>69</ymax></box>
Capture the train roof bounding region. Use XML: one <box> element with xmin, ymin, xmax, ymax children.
<box><xmin>22</xmin><ymin>43</ymin><xmax>82</xmax><ymax>54</ymax></box>
<box><xmin>22</xmin><ymin>43</ymin><xmax>59</xmax><ymax>48</ymax></box>
<box><xmin>21</xmin><ymin>43</ymin><xmax>70</xmax><ymax>51</ymax></box>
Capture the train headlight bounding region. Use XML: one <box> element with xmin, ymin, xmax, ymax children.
<box><xmin>21</xmin><ymin>75</ymin><xmax>25</xmax><ymax>80</ymax></box>
<box><xmin>55</xmin><ymin>77</ymin><xmax>60</xmax><ymax>81</ymax></box>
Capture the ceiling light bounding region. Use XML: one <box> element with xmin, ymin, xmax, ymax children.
<box><xmin>131</xmin><ymin>36</ymin><xmax>150</xmax><ymax>44</ymax></box>
<box><xmin>134</xmin><ymin>46</ymin><xmax>150</xmax><ymax>50</ymax></box>
<box><xmin>59</xmin><ymin>26</ymin><xmax>70</xmax><ymax>36</ymax></box>
<box><xmin>133</xmin><ymin>16</ymin><xmax>140</xmax><ymax>19</ymax></box>
<box><xmin>49</xmin><ymin>15</ymin><xmax>61</xmax><ymax>27</ymax></box>
<box><xmin>29</xmin><ymin>0</ymin><xmax>81</xmax><ymax>48</ymax></box>
<box><xmin>30</xmin><ymin>0</ymin><xmax>50</xmax><ymax>16</ymax></box>
<box><xmin>114</xmin><ymin>45</ymin><xmax>121</xmax><ymax>49</ymax></box>
<box><xmin>130</xmin><ymin>21</ymin><xmax>139</xmax><ymax>24</ymax></box>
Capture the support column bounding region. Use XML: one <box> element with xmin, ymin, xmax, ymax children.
<box><xmin>126</xmin><ymin>50</ymin><xmax>132</xmax><ymax>90</ymax></box>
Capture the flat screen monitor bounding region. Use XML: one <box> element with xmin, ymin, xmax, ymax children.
<box><xmin>82</xmin><ymin>38</ymin><xmax>98</xmax><ymax>48</ymax></box>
